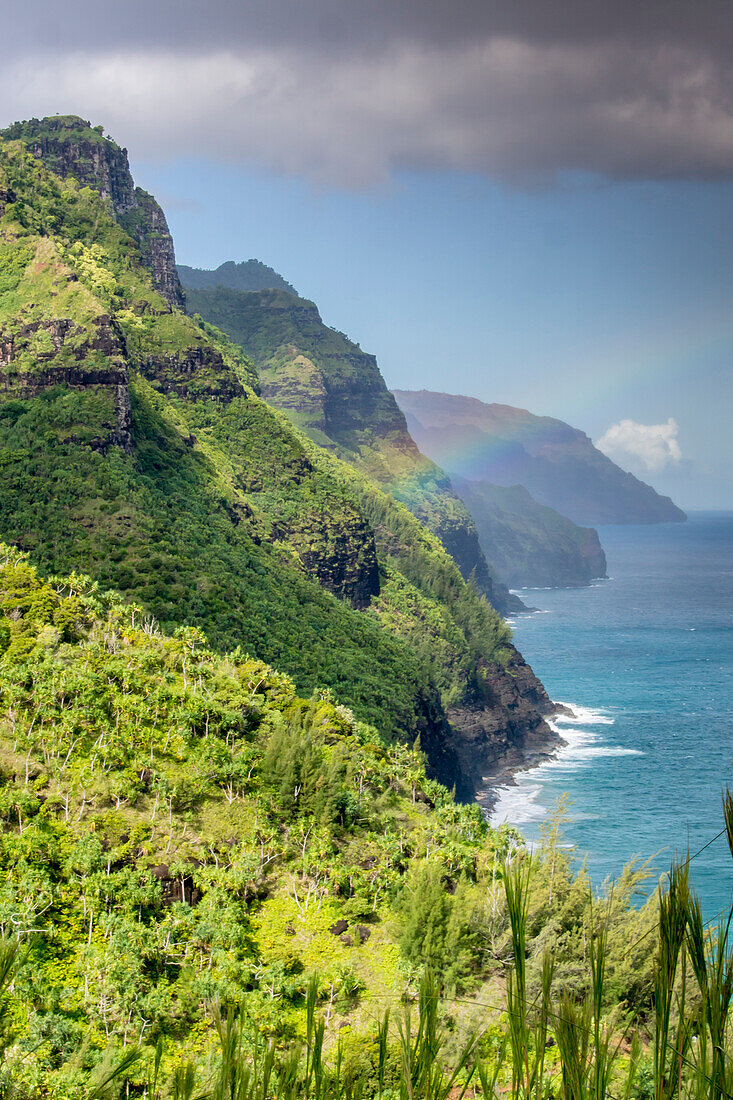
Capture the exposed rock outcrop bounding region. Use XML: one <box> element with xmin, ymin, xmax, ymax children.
<box><xmin>448</xmin><ymin>646</ymin><xmax>561</xmax><ymax>794</ymax></box>
<box><xmin>273</xmin><ymin>512</ymin><xmax>380</xmax><ymax>609</ymax></box>
<box><xmin>121</xmin><ymin>190</ymin><xmax>186</xmax><ymax>311</ymax></box>
<box><xmin>138</xmin><ymin>346</ymin><xmax>246</xmax><ymax>402</ymax></box>
<box><xmin>0</xmin><ymin>185</ymin><xmax>15</xmax><ymax>217</ymax></box>
<box><xmin>0</xmin><ymin>315</ymin><xmax>132</xmax><ymax>453</ymax></box>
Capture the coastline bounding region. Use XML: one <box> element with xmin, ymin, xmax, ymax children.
<box><xmin>475</xmin><ymin>516</ymin><xmax>733</xmax><ymax>915</ymax></box>
<box><xmin>473</xmin><ymin>703</ymin><xmax>572</xmax><ymax>817</ymax></box>
<box><xmin>475</xmin><ymin>702</ymin><xmax>630</xmax><ymax>824</ymax></box>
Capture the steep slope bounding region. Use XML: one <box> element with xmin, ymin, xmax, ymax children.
<box><xmin>452</xmin><ymin>479</ymin><xmax>607</xmax><ymax>588</ymax></box>
<box><xmin>0</xmin><ymin>549</ymin><xmax>513</xmax><ymax>1080</ymax></box>
<box><xmin>395</xmin><ymin>390</ymin><xmax>686</xmax><ymax>526</ymax></box>
<box><xmin>0</xmin><ymin>552</ymin><xmax>653</xmax><ymax>1096</ymax></box>
<box><xmin>0</xmin><ymin>120</ymin><xmax>558</xmax><ymax>796</ymax></box>
<box><xmin>1</xmin><ymin>115</ymin><xmax>185</xmax><ymax>310</ymax></box>
<box><xmin>181</xmin><ymin>277</ymin><xmax>523</xmax><ymax>614</ymax></box>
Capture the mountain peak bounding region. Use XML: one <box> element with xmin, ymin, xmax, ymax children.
<box><xmin>178</xmin><ymin>259</ymin><xmax>298</xmax><ymax>296</ymax></box>
<box><xmin>2</xmin><ymin>115</ymin><xmax>116</xmax><ymax>146</ymax></box>
<box><xmin>2</xmin><ymin>115</ymin><xmax>184</xmax><ymax>309</ymax></box>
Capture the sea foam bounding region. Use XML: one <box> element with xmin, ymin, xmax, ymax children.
<box><xmin>488</xmin><ymin>702</ymin><xmax>642</xmax><ymax>828</ymax></box>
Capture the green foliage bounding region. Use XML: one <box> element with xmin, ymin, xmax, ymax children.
<box><xmin>1</xmin><ymin>116</ymin><xmax>118</xmax><ymax>151</ymax></box>
<box><xmin>0</xmin><ymin>550</ymin><xmax>525</xmax><ymax>1094</ymax></box>
<box><xmin>182</xmin><ymin>282</ymin><xmax>507</xmax><ymax>608</ymax></box>
<box><xmin>397</xmin><ymin>862</ymin><xmax>452</xmax><ymax>971</ymax></box>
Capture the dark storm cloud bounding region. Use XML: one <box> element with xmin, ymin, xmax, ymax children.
<box><xmin>3</xmin><ymin>0</ymin><xmax>733</xmax><ymax>185</ymax></box>
<box><xmin>7</xmin><ymin>0</ymin><xmax>733</xmax><ymax>55</ymax></box>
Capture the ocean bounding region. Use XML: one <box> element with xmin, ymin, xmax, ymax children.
<box><xmin>489</xmin><ymin>511</ymin><xmax>733</xmax><ymax>918</ymax></box>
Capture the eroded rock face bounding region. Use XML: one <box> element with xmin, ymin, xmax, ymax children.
<box><xmin>447</xmin><ymin>645</ymin><xmax>560</xmax><ymax>795</ymax></box>
<box><xmin>5</xmin><ymin>116</ymin><xmax>185</xmax><ymax>310</ymax></box>
<box><xmin>0</xmin><ymin>315</ymin><xmax>132</xmax><ymax>453</ymax></box>
<box><xmin>274</xmin><ymin>511</ymin><xmax>381</xmax><ymax>610</ymax></box>
<box><xmin>120</xmin><ymin>190</ymin><xmax>186</xmax><ymax>312</ymax></box>
<box><xmin>138</xmin><ymin>347</ymin><xmax>245</xmax><ymax>402</ymax></box>
<box><xmin>149</xmin><ymin>864</ymin><xmax>203</xmax><ymax>907</ymax></box>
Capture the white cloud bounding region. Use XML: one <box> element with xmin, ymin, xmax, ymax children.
<box><xmin>3</xmin><ymin>37</ymin><xmax>733</xmax><ymax>186</ymax></box>
<box><xmin>597</xmin><ymin>418</ymin><xmax>682</xmax><ymax>474</ymax></box>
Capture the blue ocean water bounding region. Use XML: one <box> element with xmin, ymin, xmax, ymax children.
<box><xmin>489</xmin><ymin>512</ymin><xmax>733</xmax><ymax>917</ymax></box>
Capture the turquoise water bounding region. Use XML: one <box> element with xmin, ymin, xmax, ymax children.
<box><xmin>490</xmin><ymin>512</ymin><xmax>733</xmax><ymax>917</ymax></box>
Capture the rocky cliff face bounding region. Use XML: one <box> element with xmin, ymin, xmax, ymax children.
<box><xmin>448</xmin><ymin>647</ymin><xmax>559</xmax><ymax>793</ymax></box>
<box><xmin>120</xmin><ymin>190</ymin><xmax>186</xmax><ymax>311</ymax></box>
<box><xmin>2</xmin><ymin>116</ymin><xmax>185</xmax><ymax>310</ymax></box>
<box><xmin>0</xmin><ymin>313</ymin><xmax>132</xmax><ymax>454</ymax></box>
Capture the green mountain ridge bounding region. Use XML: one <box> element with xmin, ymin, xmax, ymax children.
<box><xmin>451</xmin><ymin>479</ymin><xmax>607</xmax><ymax>589</ymax></box>
<box><xmin>0</xmin><ymin>115</ymin><xmax>557</xmax><ymax>807</ymax></box>
<box><xmin>178</xmin><ymin>259</ymin><xmax>297</xmax><ymax>296</ymax></box>
<box><xmin>179</xmin><ymin>276</ymin><xmax>523</xmax><ymax>616</ymax></box>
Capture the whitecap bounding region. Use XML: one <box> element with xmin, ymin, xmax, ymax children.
<box><xmin>553</xmin><ymin>702</ymin><xmax>615</xmax><ymax>726</ymax></box>
<box><xmin>490</xmin><ymin>783</ymin><xmax>547</xmax><ymax>827</ymax></box>
<box><xmin>486</xmin><ymin>700</ymin><xmax>643</xmax><ymax>828</ymax></box>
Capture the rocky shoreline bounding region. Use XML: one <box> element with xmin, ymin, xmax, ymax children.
<box><xmin>473</xmin><ymin>702</ymin><xmax>574</xmax><ymax>816</ymax></box>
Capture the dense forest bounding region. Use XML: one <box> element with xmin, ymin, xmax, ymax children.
<box><xmin>0</xmin><ymin>118</ymin><xmax>552</xmax><ymax>803</ymax></box>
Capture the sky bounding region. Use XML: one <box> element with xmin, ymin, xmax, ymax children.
<box><xmin>2</xmin><ymin>0</ymin><xmax>732</xmax><ymax>508</ymax></box>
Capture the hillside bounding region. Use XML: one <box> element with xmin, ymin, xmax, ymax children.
<box><xmin>0</xmin><ymin>116</ymin><xmax>558</xmax><ymax>800</ymax></box>
<box><xmin>395</xmin><ymin>390</ymin><xmax>686</xmax><ymax>526</ymax></box>
<box><xmin>452</xmin><ymin>479</ymin><xmax>607</xmax><ymax>589</ymax></box>
<box><xmin>181</xmin><ymin>274</ymin><xmax>523</xmax><ymax>615</ymax></box>
<box><xmin>0</xmin><ymin>549</ymin><xmax>496</xmax><ymax>1069</ymax></box>
<box><xmin>0</xmin><ymin>549</ymin><xmax>658</xmax><ymax>1095</ymax></box>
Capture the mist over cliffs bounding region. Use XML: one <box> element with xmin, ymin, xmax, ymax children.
<box><xmin>452</xmin><ymin>479</ymin><xmax>607</xmax><ymax>589</ymax></box>
<box><xmin>180</xmin><ymin>263</ymin><xmax>612</xmax><ymax>592</ymax></box>
<box><xmin>180</xmin><ymin>268</ymin><xmax>524</xmax><ymax>615</ymax></box>
<box><xmin>394</xmin><ymin>390</ymin><xmax>686</xmax><ymax>527</ymax></box>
